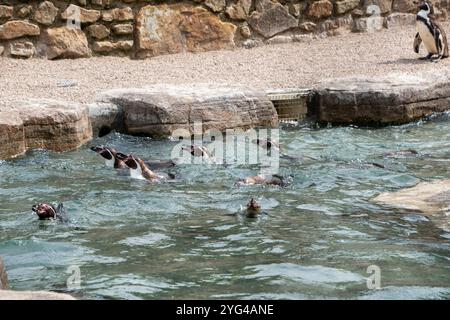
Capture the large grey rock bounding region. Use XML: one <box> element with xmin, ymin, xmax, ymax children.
<box><xmin>98</xmin><ymin>85</ymin><xmax>278</xmax><ymax>137</ymax></box>
<box><xmin>0</xmin><ymin>257</ymin><xmax>8</xmax><ymax>290</ymax></box>
<box><xmin>373</xmin><ymin>179</ymin><xmax>450</xmax><ymax>230</ymax></box>
<box><xmin>0</xmin><ymin>290</ymin><xmax>76</xmax><ymax>300</ymax></box>
<box><xmin>248</xmin><ymin>2</ymin><xmax>298</xmax><ymax>38</ymax></box>
<box><xmin>0</xmin><ymin>99</ymin><xmax>92</xmax><ymax>159</ymax></box>
<box><xmin>315</xmin><ymin>72</ymin><xmax>450</xmax><ymax>125</ymax></box>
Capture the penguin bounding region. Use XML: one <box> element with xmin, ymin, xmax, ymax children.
<box><xmin>245</xmin><ymin>198</ymin><xmax>262</xmax><ymax>218</ymax></box>
<box><xmin>252</xmin><ymin>138</ymin><xmax>317</xmax><ymax>161</ymax></box>
<box><xmin>121</xmin><ymin>154</ymin><xmax>175</xmax><ymax>182</ymax></box>
<box><xmin>114</xmin><ymin>152</ymin><xmax>177</xmax><ymax>171</ymax></box>
<box><xmin>235</xmin><ymin>174</ymin><xmax>292</xmax><ymax>187</ymax></box>
<box><xmin>32</xmin><ymin>203</ymin><xmax>66</xmax><ymax>221</ymax></box>
<box><xmin>414</xmin><ymin>1</ymin><xmax>449</xmax><ymax>60</ymax></box>
<box><xmin>90</xmin><ymin>146</ymin><xmax>127</xmax><ymax>169</ymax></box>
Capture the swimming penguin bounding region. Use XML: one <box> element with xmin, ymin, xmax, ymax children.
<box><xmin>414</xmin><ymin>1</ymin><xmax>449</xmax><ymax>60</ymax></box>
<box><xmin>252</xmin><ymin>138</ymin><xmax>316</xmax><ymax>161</ymax></box>
<box><xmin>245</xmin><ymin>198</ymin><xmax>262</xmax><ymax>218</ymax></box>
<box><xmin>122</xmin><ymin>154</ymin><xmax>175</xmax><ymax>182</ymax></box>
<box><xmin>114</xmin><ymin>152</ymin><xmax>177</xmax><ymax>171</ymax></box>
<box><xmin>182</xmin><ymin>144</ymin><xmax>213</xmax><ymax>158</ymax></box>
<box><xmin>90</xmin><ymin>146</ymin><xmax>128</xmax><ymax>169</ymax></box>
<box><xmin>32</xmin><ymin>203</ymin><xmax>66</xmax><ymax>221</ymax></box>
<box><xmin>236</xmin><ymin>174</ymin><xmax>292</xmax><ymax>187</ymax></box>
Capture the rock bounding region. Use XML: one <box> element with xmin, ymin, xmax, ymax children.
<box><xmin>98</xmin><ymin>84</ymin><xmax>278</xmax><ymax>137</ymax></box>
<box><xmin>92</xmin><ymin>0</ymin><xmax>111</xmax><ymax>8</ymax></box>
<box><xmin>300</xmin><ymin>21</ymin><xmax>317</xmax><ymax>32</ymax></box>
<box><xmin>0</xmin><ymin>99</ymin><xmax>92</xmax><ymax>160</ymax></box>
<box><xmin>0</xmin><ymin>112</ymin><xmax>25</xmax><ymax>159</ymax></box>
<box><xmin>41</xmin><ymin>27</ymin><xmax>91</xmax><ymax>59</ymax></box>
<box><xmin>373</xmin><ymin>179</ymin><xmax>450</xmax><ymax>230</ymax></box>
<box><xmin>315</xmin><ymin>72</ymin><xmax>450</xmax><ymax>125</ymax></box>
<box><xmin>306</xmin><ymin>0</ymin><xmax>333</xmax><ymax>19</ymax></box>
<box><xmin>17</xmin><ymin>5</ymin><xmax>33</xmax><ymax>18</ymax></box>
<box><xmin>61</xmin><ymin>4</ymin><xmax>101</xmax><ymax>24</ymax></box>
<box><xmin>0</xmin><ymin>5</ymin><xmax>13</xmax><ymax>19</ymax></box>
<box><xmin>335</xmin><ymin>0</ymin><xmax>361</xmax><ymax>15</ymax></box>
<box><xmin>92</xmin><ymin>40</ymin><xmax>133</xmax><ymax>52</ymax></box>
<box><xmin>240</xmin><ymin>23</ymin><xmax>252</xmax><ymax>38</ymax></box>
<box><xmin>0</xmin><ymin>21</ymin><xmax>40</xmax><ymax>40</ymax></box>
<box><xmin>34</xmin><ymin>1</ymin><xmax>59</xmax><ymax>26</ymax></box>
<box><xmin>385</xmin><ymin>13</ymin><xmax>416</xmax><ymax>29</ymax></box>
<box><xmin>0</xmin><ymin>257</ymin><xmax>8</xmax><ymax>290</ymax></box>
<box><xmin>288</xmin><ymin>3</ymin><xmax>302</xmax><ymax>17</ymax></box>
<box><xmin>204</xmin><ymin>0</ymin><xmax>226</xmax><ymax>12</ymax></box>
<box><xmin>86</xmin><ymin>24</ymin><xmax>110</xmax><ymax>39</ymax></box>
<box><xmin>136</xmin><ymin>4</ymin><xmax>236</xmax><ymax>58</ymax></box>
<box><xmin>112</xmin><ymin>23</ymin><xmax>133</xmax><ymax>35</ymax></box>
<box><xmin>363</xmin><ymin>0</ymin><xmax>393</xmax><ymax>14</ymax></box>
<box><xmin>88</xmin><ymin>102</ymin><xmax>124</xmax><ymax>137</ymax></box>
<box><xmin>0</xmin><ymin>45</ymin><xmax>4</xmax><ymax>56</ymax></box>
<box><xmin>392</xmin><ymin>0</ymin><xmax>417</xmax><ymax>13</ymax></box>
<box><xmin>0</xmin><ymin>290</ymin><xmax>76</xmax><ymax>300</ymax></box>
<box><xmin>225</xmin><ymin>0</ymin><xmax>252</xmax><ymax>20</ymax></box>
<box><xmin>266</xmin><ymin>35</ymin><xmax>293</xmax><ymax>44</ymax></box>
<box><xmin>352</xmin><ymin>16</ymin><xmax>384</xmax><ymax>32</ymax></box>
<box><xmin>248</xmin><ymin>3</ymin><xmax>298</xmax><ymax>38</ymax></box>
<box><xmin>102</xmin><ymin>7</ymin><xmax>134</xmax><ymax>22</ymax></box>
<box><xmin>10</xmin><ymin>41</ymin><xmax>35</xmax><ymax>58</ymax></box>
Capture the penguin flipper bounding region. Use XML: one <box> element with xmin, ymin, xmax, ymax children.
<box><xmin>413</xmin><ymin>33</ymin><xmax>422</xmax><ymax>54</ymax></box>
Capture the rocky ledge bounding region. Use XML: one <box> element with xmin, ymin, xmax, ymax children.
<box><xmin>314</xmin><ymin>72</ymin><xmax>450</xmax><ymax>125</ymax></box>
<box><xmin>373</xmin><ymin>179</ymin><xmax>450</xmax><ymax>230</ymax></box>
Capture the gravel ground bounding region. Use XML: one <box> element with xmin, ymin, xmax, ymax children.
<box><xmin>1</xmin><ymin>24</ymin><xmax>450</xmax><ymax>105</ymax></box>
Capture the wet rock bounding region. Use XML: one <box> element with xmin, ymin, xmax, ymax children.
<box><xmin>0</xmin><ymin>257</ymin><xmax>8</xmax><ymax>290</ymax></box>
<box><xmin>92</xmin><ymin>40</ymin><xmax>133</xmax><ymax>52</ymax></box>
<box><xmin>61</xmin><ymin>4</ymin><xmax>101</xmax><ymax>24</ymax></box>
<box><xmin>0</xmin><ymin>21</ymin><xmax>40</xmax><ymax>40</ymax></box>
<box><xmin>315</xmin><ymin>72</ymin><xmax>450</xmax><ymax>125</ymax></box>
<box><xmin>86</xmin><ymin>24</ymin><xmax>110</xmax><ymax>39</ymax></box>
<box><xmin>10</xmin><ymin>41</ymin><xmax>35</xmax><ymax>58</ymax></box>
<box><xmin>40</xmin><ymin>27</ymin><xmax>91</xmax><ymax>59</ymax></box>
<box><xmin>248</xmin><ymin>2</ymin><xmax>298</xmax><ymax>38</ymax></box>
<box><xmin>306</xmin><ymin>0</ymin><xmax>333</xmax><ymax>19</ymax></box>
<box><xmin>136</xmin><ymin>4</ymin><xmax>236</xmax><ymax>58</ymax></box>
<box><xmin>0</xmin><ymin>99</ymin><xmax>92</xmax><ymax>159</ymax></box>
<box><xmin>98</xmin><ymin>84</ymin><xmax>278</xmax><ymax>137</ymax></box>
<box><xmin>335</xmin><ymin>0</ymin><xmax>361</xmax><ymax>14</ymax></box>
<box><xmin>0</xmin><ymin>5</ymin><xmax>13</xmax><ymax>19</ymax></box>
<box><xmin>112</xmin><ymin>23</ymin><xmax>133</xmax><ymax>35</ymax></box>
<box><xmin>34</xmin><ymin>1</ymin><xmax>59</xmax><ymax>26</ymax></box>
<box><xmin>385</xmin><ymin>13</ymin><xmax>416</xmax><ymax>29</ymax></box>
<box><xmin>204</xmin><ymin>0</ymin><xmax>226</xmax><ymax>12</ymax></box>
<box><xmin>374</xmin><ymin>179</ymin><xmax>450</xmax><ymax>229</ymax></box>
<box><xmin>102</xmin><ymin>7</ymin><xmax>134</xmax><ymax>22</ymax></box>
<box><xmin>0</xmin><ymin>290</ymin><xmax>76</xmax><ymax>300</ymax></box>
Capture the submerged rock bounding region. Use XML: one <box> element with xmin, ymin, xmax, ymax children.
<box><xmin>373</xmin><ymin>179</ymin><xmax>450</xmax><ymax>229</ymax></box>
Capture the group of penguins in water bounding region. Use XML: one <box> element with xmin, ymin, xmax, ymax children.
<box><xmin>30</xmin><ymin>0</ymin><xmax>447</xmax><ymax>221</ymax></box>
<box><xmin>32</xmin><ymin>138</ymin><xmax>291</xmax><ymax>221</ymax></box>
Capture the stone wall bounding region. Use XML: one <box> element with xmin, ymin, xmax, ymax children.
<box><xmin>0</xmin><ymin>0</ymin><xmax>447</xmax><ymax>59</ymax></box>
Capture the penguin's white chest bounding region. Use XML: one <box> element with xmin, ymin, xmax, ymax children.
<box><xmin>417</xmin><ymin>21</ymin><xmax>437</xmax><ymax>54</ymax></box>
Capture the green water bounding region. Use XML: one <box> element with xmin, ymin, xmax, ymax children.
<box><xmin>1</xmin><ymin>114</ymin><xmax>450</xmax><ymax>300</ymax></box>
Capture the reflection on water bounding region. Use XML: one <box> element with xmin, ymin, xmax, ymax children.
<box><xmin>1</xmin><ymin>113</ymin><xmax>450</xmax><ymax>299</ymax></box>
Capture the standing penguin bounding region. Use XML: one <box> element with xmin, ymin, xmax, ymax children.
<box><xmin>414</xmin><ymin>1</ymin><xmax>449</xmax><ymax>60</ymax></box>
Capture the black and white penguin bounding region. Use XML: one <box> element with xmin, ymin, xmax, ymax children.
<box><xmin>245</xmin><ymin>198</ymin><xmax>262</xmax><ymax>218</ymax></box>
<box><xmin>91</xmin><ymin>146</ymin><xmax>127</xmax><ymax>169</ymax></box>
<box><xmin>32</xmin><ymin>203</ymin><xmax>66</xmax><ymax>221</ymax></box>
<box><xmin>414</xmin><ymin>1</ymin><xmax>449</xmax><ymax>60</ymax></box>
<box><xmin>121</xmin><ymin>154</ymin><xmax>175</xmax><ymax>182</ymax></box>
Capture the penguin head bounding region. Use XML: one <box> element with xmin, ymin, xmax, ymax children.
<box><xmin>417</xmin><ymin>1</ymin><xmax>433</xmax><ymax>14</ymax></box>
<box><xmin>91</xmin><ymin>145</ymin><xmax>113</xmax><ymax>160</ymax></box>
<box><xmin>32</xmin><ymin>203</ymin><xmax>57</xmax><ymax>220</ymax></box>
